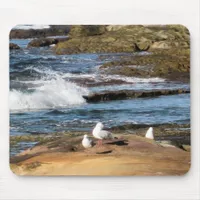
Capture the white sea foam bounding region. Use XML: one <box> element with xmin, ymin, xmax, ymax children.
<box><xmin>102</xmin><ymin>75</ymin><xmax>165</xmax><ymax>83</ymax></box>
<box><xmin>61</xmin><ymin>73</ymin><xmax>165</xmax><ymax>83</ymax></box>
<box><xmin>10</xmin><ymin>78</ymin><xmax>89</xmax><ymax>111</ymax></box>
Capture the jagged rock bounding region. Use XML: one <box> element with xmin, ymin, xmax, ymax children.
<box><xmin>9</xmin><ymin>43</ymin><xmax>20</xmax><ymax>50</ymax></box>
<box><xmin>135</xmin><ymin>37</ymin><xmax>151</xmax><ymax>51</ymax></box>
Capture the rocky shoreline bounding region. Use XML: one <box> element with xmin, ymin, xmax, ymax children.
<box><xmin>10</xmin><ymin>126</ymin><xmax>190</xmax><ymax>176</ymax></box>
<box><xmin>83</xmin><ymin>89</ymin><xmax>190</xmax><ymax>102</ymax></box>
<box><xmin>10</xmin><ymin>123</ymin><xmax>190</xmax><ymax>156</ymax></box>
<box><xmin>10</xmin><ymin>25</ymin><xmax>190</xmax><ymax>82</ymax></box>
<box><xmin>9</xmin><ymin>25</ymin><xmax>190</xmax><ymax>176</ymax></box>
<box><xmin>54</xmin><ymin>25</ymin><xmax>189</xmax><ymax>55</ymax></box>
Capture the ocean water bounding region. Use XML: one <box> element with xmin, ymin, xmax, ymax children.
<box><xmin>10</xmin><ymin>39</ymin><xmax>190</xmax><ymax>137</ymax></box>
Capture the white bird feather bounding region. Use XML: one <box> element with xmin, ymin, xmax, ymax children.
<box><xmin>145</xmin><ymin>127</ymin><xmax>154</xmax><ymax>140</ymax></box>
<box><xmin>82</xmin><ymin>134</ymin><xmax>93</xmax><ymax>148</ymax></box>
<box><xmin>92</xmin><ymin>122</ymin><xmax>113</xmax><ymax>140</ymax></box>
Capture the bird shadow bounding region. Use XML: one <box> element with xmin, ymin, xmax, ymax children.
<box><xmin>105</xmin><ymin>139</ymin><xmax>129</xmax><ymax>146</ymax></box>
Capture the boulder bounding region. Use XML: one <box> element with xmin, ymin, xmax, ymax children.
<box><xmin>135</xmin><ymin>37</ymin><xmax>151</xmax><ymax>51</ymax></box>
<box><xmin>27</xmin><ymin>37</ymin><xmax>69</xmax><ymax>47</ymax></box>
<box><xmin>69</xmin><ymin>25</ymin><xmax>107</xmax><ymax>37</ymax></box>
<box><xmin>9</xmin><ymin>43</ymin><xmax>20</xmax><ymax>50</ymax></box>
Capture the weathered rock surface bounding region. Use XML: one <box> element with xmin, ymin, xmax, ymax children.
<box><xmin>83</xmin><ymin>89</ymin><xmax>190</xmax><ymax>102</ymax></box>
<box><xmin>27</xmin><ymin>37</ymin><xmax>69</xmax><ymax>47</ymax></box>
<box><xmin>10</xmin><ymin>134</ymin><xmax>190</xmax><ymax>176</ymax></box>
<box><xmin>69</xmin><ymin>25</ymin><xmax>107</xmax><ymax>37</ymax></box>
<box><xmin>52</xmin><ymin>25</ymin><xmax>190</xmax><ymax>81</ymax></box>
<box><xmin>10</xmin><ymin>25</ymin><xmax>70</xmax><ymax>39</ymax></box>
<box><xmin>54</xmin><ymin>25</ymin><xmax>189</xmax><ymax>54</ymax></box>
<box><xmin>99</xmin><ymin>48</ymin><xmax>190</xmax><ymax>81</ymax></box>
<box><xmin>9</xmin><ymin>43</ymin><xmax>20</xmax><ymax>50</ymax></box>
<box><xmin>135</xmin><ymin>37</ymin><xmax>151</xmax><ymax>51</ymax></box>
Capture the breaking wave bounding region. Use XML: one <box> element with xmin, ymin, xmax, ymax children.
<box><xmin>10</xmin><ymin>77</ymin><xmax>89</xmax><ymax>111</ymax></box>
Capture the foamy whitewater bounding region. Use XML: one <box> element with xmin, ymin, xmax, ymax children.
<box><xmin>10</xmin><ymin>76</ymin><xmax>89</xmax><ymax>111</ymax></box>
<box><xmin>9</xmin><ymin>69</ymin><xmax>166</xmax><ymax>111</ymax></box>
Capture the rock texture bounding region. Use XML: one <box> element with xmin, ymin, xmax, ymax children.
<box><xmin>83</xmin><ymin>89</ymin><xmax>190</xmax><ymax>102</ymax></box>
<box><xmin>27</xmin><ymin>37</ymin><xmax>69</xmax><ymax>47</ymax></box>
<box><xmin>100</xmin><ymin>49</ymin><xmax>190</xmax><ymax>81</ymax></box>
<box><xmin>10</xmin><ymin>134</ymin><xmax>190</xmax><ymax>176</ymax></box>
<box><xmin>9</xmin><ymin>43</ymin><xmax>20</xmax><ymax>50</ymax></box>
<box><xmin>10</xmin><ymin>25</ymin><xmax>70</xmax><ymax>39</ymax></box>
<box><xmin>54</xmin><ymin>25</ymin><xmax>189</xmax><ymax>54</ymax></box>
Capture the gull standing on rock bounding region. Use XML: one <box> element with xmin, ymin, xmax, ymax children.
<box><xmin>92</xmin><ymin>122</ymin><xmax>113</xmax><ymax>146</ymax></box>
<box><xmin>82</xmin><ymin>134</ymin><xmax>93</xmax><ymax>148</ymax></box>
<box><xmin>145</xmin><ymin>127</ymin><xmax>154</xmax><ymax>140</ymax></box>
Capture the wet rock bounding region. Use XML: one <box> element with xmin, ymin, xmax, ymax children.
<box><xmin>27</xmin><ymin>37</ymin><xmax>69</xmax><ymax>47</ymax></box>
<box><xmin>9</xmin><ymin>43</ymin><xmax>20</xmax><ymax>50</ymax></box>
<box><xmin>100</xmin><ymin>49</ymin><xmax>190</xmax><ymax>81</ymax></box>
<box><xmin>83</xmin><ymin>89</ymin><xmax>190</xmax><ymax>102</ymax></box>
<box><xmin>105</xmin><ymin>25</ymin><xmax>125</xmax><ymax>32</ymax></box>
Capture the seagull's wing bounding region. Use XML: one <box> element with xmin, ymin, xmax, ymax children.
<box><xmin>99</xmin><ymin>130</ymin><xmax>113</xmax><ymax>139</ymax></box>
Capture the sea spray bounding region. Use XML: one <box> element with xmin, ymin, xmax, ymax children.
<box><xmin>10</xmin><ymin>77</ymin><xmax>89</xmax><ymax>111</ymax></box>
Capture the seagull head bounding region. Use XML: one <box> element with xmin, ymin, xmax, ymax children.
<box><xmin>95</xmin><ymin>122</ymin><xmax>104</xmax><ymax>130</ymax></box>
<box><xmin>84</xmin><ymin>134</ymin><xmax>88</xmax><ymax>139</ymax></box>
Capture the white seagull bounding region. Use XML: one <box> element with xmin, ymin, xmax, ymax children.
<box><xmin>92</xmin><ymin>122</ymin><xmax>113</xmax><ymax>146</ymax></box>
<box><xmin>82</xmin><ymin>134</ymin><xmax>93</xmax><ymax>148</ymax></box>
<box><xmin>145</xmin><ymin>127</ymin><xmax>154</xmax><ymax>140</ymax></box>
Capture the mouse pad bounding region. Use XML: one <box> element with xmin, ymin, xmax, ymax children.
<box><xmin>9</xmin><ymin>25</ymin><xmax>190</xmax><ymax>176</ymax></box>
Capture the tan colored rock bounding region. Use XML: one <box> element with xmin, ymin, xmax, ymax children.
<box><xmin>155</xmin><ymin>30</ymin><xmax>169</xmax><ymax>40</ymax></box>
<box><xmin>135</xmin><ymin>37</ymin><xmax>151</xmax><ymax>51</ymax></box>
<box><xmin>150</xmin><ymin>41</ymin><xmax>171</xmax><ymax>49</ymax></box>
<box><xmin>10</xmin><ymin>134</ymin><xmax>190</xmax><ymax>176</ymax></box>
<box><xmin>69</xmin><ymin>25</ymin><xmax>106</xmax><ymax>37</ymax></box>
<box><xmin>106</xmin><ymin>25</ymin><xmax>125</xmax><ymax>32</ymax></box>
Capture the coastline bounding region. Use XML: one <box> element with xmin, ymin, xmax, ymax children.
<box><xmin>9</xmin><ymin>25</ymin><xmax>190</xmax><ymax>176</ymax></box>
<box><xmin>10</xmin><ymin>126</ymin><xmax>190</xmax><ymax>176</ymax></box>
